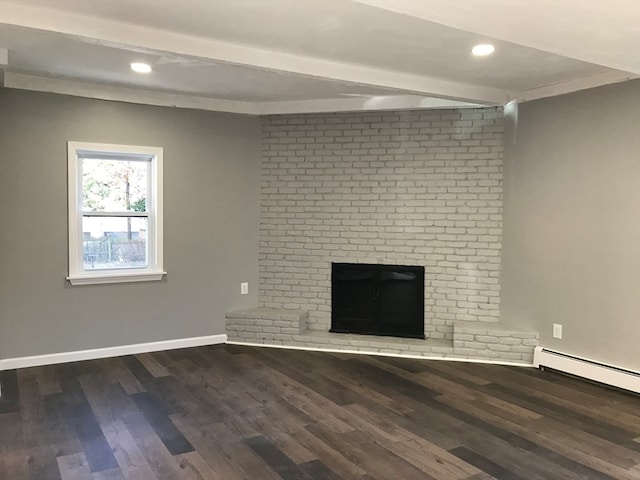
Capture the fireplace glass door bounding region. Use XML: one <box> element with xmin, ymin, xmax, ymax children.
<box><xmin>331</xmin><ymin>263</ymin><xmax>425</xmax><ymax>339</ymax></box>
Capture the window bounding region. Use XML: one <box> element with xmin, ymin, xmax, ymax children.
<box><xmin>67</xmin><ymin>142</ymin><xmax>165</xmax><ymax>285</ymax></box>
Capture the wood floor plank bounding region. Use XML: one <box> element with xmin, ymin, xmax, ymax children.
<box><xmin>439</xmin><ymin>390</ymin><xmax>637</xmax><ymax>480</ymax></box>
<box><xmin>18</xmin><ymin>374</ymin><xmax>48</xmax><ymax>448</ymax></box>
<box><xmin>306</xmin><ymin>424</ymin><xmax>439</xmax><ymax>480</ymax></box>
<box><xmin>327</xmin><ymin>368</ymin><xmax>415</xmax><ymax>416</ymax></box>
<box><xmin>135</xmin><ymin>353</ymin><xmax>172</xmax><ymax>379</ymax></box>
<box><xmin>421</xmin><ymin>360</ymin><xmax>494</xmax><ymax>387</ymax></box>
<box><xmin>103</xmin><ymin>358</ymin><xmax>145</xmax><ymax>395</ymax></box>
<box><xmin>516</xmin><ymin>366</ymin><xmax>640</xmax><ymax>412</ymax></box>
<box><xmin>319</xmin><ymin>359</ymin><xmax>457</xmax><ymax>423</ymax></box>
<box><xmin>410</xmin><ymin>370</ymin><xmax>486</xmax><ymax>402</ymax></box>
<box><xmin>174</xmin><ymin>451</ymin><xmax>222</xmax><ymax>479</ymax></box>
<box><xmin>342</xmin><ymin>403</ymin><xmax>480</xmax><ymax>479</ymax></box>
<box><xmin>166</xmin><ymin>419</ymin><xmax>244</xmax><ymax>479</ymax></box>
<box><xmin>169</xmin><ymin>405</ymin><xmax>280</xmax><ymax>479</ymax></box>
<box><xmin>132</xmin><ymin>434</ymin><xmax>188</xmax><ymax>480</ymax></box>
<box><xmin>481</xmin><ymin>381</ymin><xmax>640</xmax><ymax>452</ymax></box>
<box><xmin>0</xmin><ymin>370</ymin><xmax>21</xmax><ymax>413</ymax></box>
<box><xmin>102</xmin><ymin>383</ymin><xmax>155</xmax><ymax>441</ymax></box>
<box><xmin>101</xmin><ymin>420</ymin><xmax>157</xmax><ymax>480</ymax></box>
<box><xmin>276</xmin><ymin>422</ymin><xmax>369</xmax><ymax>479</ymax></box>
<box><xmin>385</xmin><ymin>437</ymin><xmax>481</xmax><ymax>479</ymax></box>
<box><xmin>120</xmin><ymin>356</ymin><xmax>156</xmax><ymax>391</ymax></box>
<box><xmin>448</xmin><ymin>422</ymin><xmax>591</xmax><ymax>480</ymax></box>
<box><xmin>77</xmin><ymin>373</ymin><xmax>119</xmax><ymax>427</ymax></box>
<box><xmin>56</xmin><ymin>452</ymin><xmax>93</xmax><ymax>480</ymax></box>
<box><xmin>0</xmin><ymin>411</ymin><xmax>24</xmax><ymax>453</ymax></box>
<box><xmin>238</xmin><ymin>363</ymin><xmax>356</xmax><ymax>435</ymax></box>
<box><xmin>344</xmin><ymin>356</ymin><xmax>441</xmax><ymax>402</ymax></box>
<box><xmin>219</xmin><ymin>438</ymin><xmax>285</xmax><ymax>480</ymax></box>
<box><xmin>91</xmin><ymin>468</ymin><xmax>125</xmax><ymax>480</ymax></box>
<box><xmin>252</xmin><ymin>414</ymin><xmax>318</xmax><ymax>464</ymax></box>
<box><xmin>477</xmin><ymin>364</ymin><xmax>639</xmax><ymax>416</ymax></box>
<box><xmin>530</xmin><ymin>416</ymin><xmax>640</xmax><ymax>469</ymax></box>
<box><xmin>67</xmin><ymin>401</ymin><xmax>119</xmax><ymax>473</ymax></box>
<box><xmin>449</xmin><ymin>446</ymin><xmax>527</xmax><ymax>480</ymax></box>
<box><xmin>298</xmin><ymin>459</ymin><xmax>342</xmax><ymax>480</ymax></box>
<box><xmin>32</xmin><ymin>366</ymin><xmax>62</xmax><ymax>396</ymax></box>
<box><xmin>131</xmin><ymin>392</ymin><xmax>194</xmax><ymax>456</ymax></box>
<box><xmin>487</xmin><ymin>371</ymin><xmax>640</xmax><ymax>433</ymax></box>
<box><xmin>0</xmin><ymin>451</ymin><xmax>31</xmax><ymax>480</ymax></box>
<box><xmin>345</xmin><ymin>401</ymin><xmax>462</xmax><ymax>451</ymax></box>
<box><xmin>463</xmin><ymin>473</ymin><xmax>499</xmax><ymax>480</ymax></box>
<box><xmin>150</xmin><ymin>374</ymin><xmax>220</xmax><ymax>428</ymax></box>
<box><xmin>1</xmin><ymin>344</ymin><xmax>638</xmax><ymax>480</ymax></box>
<box><xmin>164</xmin><ymin>361</ymin><xmax>230</xmax><ymax>425</ymax></box>
<box><xmin>244</xmin><ymin>435</ymin><xmax>312</xmax><ymax>480</ymax></box>
<box><xmin>25</xmin><ymin>445</ymin><xmax>62</xmax><ymax>480</ymax></box>
<box><xmin>253</xmin><ymin>348</ymin><xmax>369</xmax><ymax>407</ymax></box>
<box><xmin>42</xmin><ymin>392</ymin><xmax>84</xmax><ymax>459</ymax></box>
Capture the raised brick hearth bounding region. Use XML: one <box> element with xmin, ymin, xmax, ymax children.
<box><xmin>226</xmin><ymin>308</ymin><xmax>538</xmax><ymax>364</ymax></box>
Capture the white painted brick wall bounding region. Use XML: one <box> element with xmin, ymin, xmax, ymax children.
<box><xmin>259</xmin><ymin>108</ymin><xmax>504</xmax><ymax>340</ymax></box>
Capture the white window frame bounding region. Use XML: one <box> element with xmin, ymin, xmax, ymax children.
<box><xmin>67</xmin><ymin>141</ymin><xmax>166</xmax><ymax>285</ymax></box>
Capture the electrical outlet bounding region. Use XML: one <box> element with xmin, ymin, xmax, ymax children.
<box><xmin>240</xmin><ymin>282</ymin><xmax>249</xmax><ymax>295</ymax></box>
<box><xmin>553</xmin><ymin>323</ymin><xmax>563</xmax><ymax>339</ymax></box>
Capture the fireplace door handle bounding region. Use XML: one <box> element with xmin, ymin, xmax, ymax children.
<box><xmin>373</xmin><ymin>287</ymin><xmax>380</xmax><ymax>301</ymax></box>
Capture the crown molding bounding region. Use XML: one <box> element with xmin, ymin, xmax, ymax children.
<box><xmin>3</xmin><ymin>72</ymin><xmax>258</xmax><ymax>114</ymax></box>
<box><xmin>513</xmin><ymin>70</ymin><xmax>639</xmax><ymax>103</ymax></box>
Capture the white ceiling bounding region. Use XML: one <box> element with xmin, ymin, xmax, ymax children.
<box><xmin>0</xmin><ymin>0</ymin><xmax>638</xmax><ymax>114</ymax></box>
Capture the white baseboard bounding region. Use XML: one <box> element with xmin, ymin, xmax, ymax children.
<box><xmin>226</xmin><ymin>341</ymin><xmax>535</xmax><ymax>367</ymax></box>
<box><xmin>0</xmin><ymin>334</ymin><xmax>227</xmax><ymax>371</ymax></box>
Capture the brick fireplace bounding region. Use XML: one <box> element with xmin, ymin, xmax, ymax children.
<box><xmin>226</xmin><ymin>107</ymin><xmax>539</xmax><ymax>364</ymax></box>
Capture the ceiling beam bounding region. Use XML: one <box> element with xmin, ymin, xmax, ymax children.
<box><xmin>5</xmin><ymin>72</ymin><xmax>485</xmax><ymax>116</ymax></box>
<box><xmin>255</xmin><ymin>95</ymin><xmax>482</xmax><ymax>115</ymax></box>
<box><xmin>0</xmin><ymin>2</ymin><xmax>507</xmax><ymax>105</ymax></box>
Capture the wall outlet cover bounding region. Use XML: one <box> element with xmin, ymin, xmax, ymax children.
<box><xmin>553</xmin><ymin>323</ymin><xmax>563</xmax><ymax>339</ymax></box>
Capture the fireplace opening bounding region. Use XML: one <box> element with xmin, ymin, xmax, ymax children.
<box><xmin>331</xmin><ymin>263</ymin><xmax>425</xmax><ymax>339</ymax></box>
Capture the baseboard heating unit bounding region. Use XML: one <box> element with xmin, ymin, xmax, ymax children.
<box><xmin>533</xmin><ymin>347</ymin><xmax>639</xmax><ymax>394</ymax></box>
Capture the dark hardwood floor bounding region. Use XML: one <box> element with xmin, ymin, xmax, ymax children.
<box><xmin>0</xmin><ymin>344</ymin><xmax>638</xmax><ymax>480</ymax></box>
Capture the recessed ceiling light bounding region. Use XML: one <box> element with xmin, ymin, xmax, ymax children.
<box><xmin>130</xmin><ymin>62</ymin><xmax>152</xmax><ymax>74</ymax></box>
<box><xmin>471</xmin><ymin>44</ymin><xmax>495</xmax><ymax>57</ymax></box>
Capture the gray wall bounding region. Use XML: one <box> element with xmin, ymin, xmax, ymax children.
<box><xmin>0</xmin><ymin>89</ymin><xmax>260</xmax><ymax>360</ymax></box>
<box><xmin>501</xmin><ymin>80</ymin><xmax>640</xmax><ymax>370</ymax></box>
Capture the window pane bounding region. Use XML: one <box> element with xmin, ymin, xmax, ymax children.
<box><xmin>82</xmin><ymin>216</ymin><xmax>148</xmax><ymax>270</ymax></box>
<box><xmin>82</xmin><ymin>158</ymin><xmax>148</xmax><ymax>212</ymax></box>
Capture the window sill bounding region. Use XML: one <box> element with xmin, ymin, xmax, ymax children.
<box><xmin>67</xmin><ymin>270</ymin><xmax>167</xmax><ymax>285</ymax></box>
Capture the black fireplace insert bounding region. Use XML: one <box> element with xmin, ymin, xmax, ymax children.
<box><xmin>331</xmin><ymin>263</ymin><xmax>425</xmax><ymax>339</ymax></box>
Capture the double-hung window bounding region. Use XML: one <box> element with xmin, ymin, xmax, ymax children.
<box><xmin>67</xmin><ymin>142</ymin><xmax>165</xmax><ymax>285</ymax></box>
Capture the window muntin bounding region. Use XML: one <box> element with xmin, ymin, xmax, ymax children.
<box><xmin>68</xmin><ymin>142</ymin><xmax>165</xmax><ymax>285</ymax></box>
